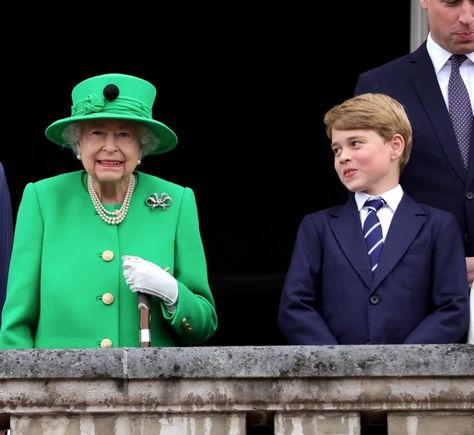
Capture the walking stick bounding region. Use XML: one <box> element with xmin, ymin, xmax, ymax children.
<box><xmin>138</xmin><ymin>292</ymin><xmax>152</xmax><ymax>347</ymax></box>
<box><xmin>137</xmin><ymin>266</ymin><xmax>169</xmax><ymax>347</ymax></box>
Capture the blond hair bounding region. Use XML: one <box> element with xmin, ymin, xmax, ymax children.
<box><xmin>324</xmin><ymin>93</ymin><xmax>412</xmax><ymax>170</ymax></box>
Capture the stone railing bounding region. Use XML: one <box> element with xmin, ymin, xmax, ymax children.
<box><xmin>0</xmin><ymin>345</ymin><xmax>473</xmax><ymax>434</ymax></box>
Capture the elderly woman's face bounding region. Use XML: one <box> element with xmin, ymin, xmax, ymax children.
<box><xmin>76</xmin><ymin>119</ymin><xmax>142</xmax><ymax>183</ymax></box>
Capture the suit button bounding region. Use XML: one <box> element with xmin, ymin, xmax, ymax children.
<box><xmin>466</xmin><ymin>191</ymin><xmax>474</xmax><ymax>200</ymax></box>
<box><xmin>464</xmin><ymin>233</ymin><xmax>471</xmax><ymax>243</ymax></box>
<box><xmin>102</xmin><ymin>293</ymin><xmax>115</xmax><ymax>305</ymax></box>
<box><xmin>369</xmin><ymin>295</ymin><xmax>380</xmax><ymax>305</ymax></box>
<box><xmin>100</xmin><ymin>338</ymin><xmax>113</xmax><ymax>348</ymax></box>
<box><xmin>101</xmin><ymin>250</ymin><xmax>114</xmax><ymax>262</ymax></box>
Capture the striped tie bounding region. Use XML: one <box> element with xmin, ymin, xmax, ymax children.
<box><xmin>363</xmin><ymin>198</ymin><xmax>385</xmax><ymax>273</ymax></box>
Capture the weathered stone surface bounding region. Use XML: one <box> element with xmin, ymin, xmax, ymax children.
<box><xmin>10</xmin><ymin>414</ymin><xmax>246</xmax><ymax>435</ymax></box>
<box><xmin>0</xmin><ymin>345</ymin><xmax>472</xmax><ymax>379</ymax></box>
<box><xmin>388</xmin><ymin>412</ymin><xmax>474</xmax><ymax>435</ymax></box>
<box><xmin>0</xmin><ymin>345</ymin><xmax>472</xmax><ymax>434</ymax></box>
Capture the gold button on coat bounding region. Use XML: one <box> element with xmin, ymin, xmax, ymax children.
<box><xmin>101</xmin><ymin>250</ymin><xmax>114</xmax><ymax>262</ymax></box>
<box><xmin>100</xmin><ymin>338</ymin><xmax>113</xmax><ymax>348</ymax></box>
<box><xmin>101</xmin><ymin>293</ymin><xmax>114</xmax><ymax>305</ymax></box>
<box><xmin>181</xmin><ymin>318</ymin><xmax>193</xmax><ymax>333</ymax></box>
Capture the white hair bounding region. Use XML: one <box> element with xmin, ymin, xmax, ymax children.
<box><xmin>63</xmin><ymin>121</ymin><xmax>160</xmax><ymax>157</ymax></box>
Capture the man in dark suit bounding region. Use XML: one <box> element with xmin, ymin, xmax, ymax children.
<box><xmin>354</xmin><ymin>0</ymin><xmax>473</xmax><ymax>286</ymax></box>
<box><xmin>0</xmin><ymin>162</ymin><xmax>13</xmax><ymax>325</ymax></box>
<box><xmin>278</xmin><ymin>94</ymin><xmax>469</xmax><ymax>345</ymax></box>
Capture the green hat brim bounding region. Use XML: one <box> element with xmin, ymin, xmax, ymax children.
<box><xmin>45</xmin><ymin>113</ymin><xmax>178</xmax><ymax>155</ymax></box>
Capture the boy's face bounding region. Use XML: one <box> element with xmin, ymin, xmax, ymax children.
<box><xmin>331</xmin><ymin>128</ymin><xmax>403</xmax><ymax>196</ymax></box>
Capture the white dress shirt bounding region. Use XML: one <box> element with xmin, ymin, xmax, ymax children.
<box><xmin>355</xmin><ymin>185</ymin><xmax>404</xmax><ymax>241</ymax></box>
<box><xmin>426</xmin><ymin>33</ymin><xmax>474</xmax><ymax>114</ymax></box>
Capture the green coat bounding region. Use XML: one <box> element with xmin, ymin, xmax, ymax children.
<box><xmin>0</xmin><ymin>170</ymin><xmax>217</xmax><ymax>349</ymax></box>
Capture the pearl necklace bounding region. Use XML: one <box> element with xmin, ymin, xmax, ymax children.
<box><xmin>87</xmin><ymin>174</ymin><xmax>135</xmax><ymax>225</ymax></box>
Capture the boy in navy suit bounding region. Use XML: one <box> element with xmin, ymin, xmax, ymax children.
<box><xmin>278</xmin><ymin>93</ymin><xmax>469</xmax><ymax>345</ymax></box>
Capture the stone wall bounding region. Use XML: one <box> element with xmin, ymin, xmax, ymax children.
<box><xmin>0</xmin><ymin>345</ymin><xmax>473</xmax><ymax>434</ymax></box>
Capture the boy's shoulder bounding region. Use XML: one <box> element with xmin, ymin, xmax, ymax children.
<box><xmin>302</xmin><ymin>201</ymin><xmax>353</xmax><ymax>224</ymax></box>
<box><xmin>301</xmin><ymin>193</ymin><xmax>458</xmax><ymax>226</ymax></box>
<box><xmin>401</xmin><ymin>193</ymin><xmax>457</xmax><ymax>222</ymax></box>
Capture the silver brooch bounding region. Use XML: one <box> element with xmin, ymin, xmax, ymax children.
<box><xmin>145</xmin><ymin>193</ymin><xmax>173</xmax><ymax>211</ymax></box>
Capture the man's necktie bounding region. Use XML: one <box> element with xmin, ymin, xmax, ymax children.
<box><xmin>448</xmin><ymin>54</ymin><xmax>473</xmax><ymax>168</ymax></box>
<box><xmin>363</xmin><ymin>198</ymin><xmax>385</xmax><ymax>273</ymax></box>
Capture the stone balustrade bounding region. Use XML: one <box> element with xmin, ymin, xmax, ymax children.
<box><xmin>0</xmin><ymin>345</ymin><xmax>473</xmax><ymax>434</ymax></box>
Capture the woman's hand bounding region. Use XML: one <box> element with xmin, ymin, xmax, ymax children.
<box><xmin>122</xmin><ymin>256</ymin><xmax>178</xmax><ymax>306</ymax></box>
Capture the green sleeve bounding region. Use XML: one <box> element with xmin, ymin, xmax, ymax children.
<box><xmin>0</xmin><ymin>183</ymin><xmax>43</xmax><ymax>348</ymax></box>
<box><xmin>168</xmin><ymin>187</ymin><xmax>218</xmax><ymax>344</ymax></box>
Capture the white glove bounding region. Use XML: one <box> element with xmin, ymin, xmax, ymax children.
<box><xmin>122</xmin><ymin>255</ymin><xmax>178</xmax><ymax>306</ymax></box>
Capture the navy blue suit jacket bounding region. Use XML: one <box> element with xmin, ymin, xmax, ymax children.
<box><xmin>278</xmin><ymin>193</ymin><xmax>469</xmax><ymax>345</ymax></box>
<box><xmin>0</xmin><ymin>162</ymin><xmax>13</xmax><ymax>324</ymax></box>
<box><xmin>355</xmin><ymin>42</ymin><xmax>474</xmax><ymax>256</ymax></box>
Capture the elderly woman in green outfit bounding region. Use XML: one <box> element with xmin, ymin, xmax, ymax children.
<box><xmin>0</xmin><ymin>73</ymin><xmax>217</xmax><ymax>349</ymax></box>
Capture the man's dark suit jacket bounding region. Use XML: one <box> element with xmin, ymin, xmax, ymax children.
<box><xmin>0</xmin><ymin>162</ymin><xmax>12</xmax><ymax>325</ymax></box>
<box><xmin>355</xmin><ymin>42</ymin><xmax>474</xmax><ymax>256</ymax></box>
<box><xmin>277</xmin><ymin>194</ymin><xmax>469</xmax><ymax>345</ymax></box>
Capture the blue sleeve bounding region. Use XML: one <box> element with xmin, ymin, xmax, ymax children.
<box><xmin>0</xmin><ymin>162</ymin><xmax>13</xmax><ymax>323</ymax></box>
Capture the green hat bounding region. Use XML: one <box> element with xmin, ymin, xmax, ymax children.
<box><xmin>45</xmin><ymin>73</ymin><xmax>178</xmax><ymax>154</ymax></box>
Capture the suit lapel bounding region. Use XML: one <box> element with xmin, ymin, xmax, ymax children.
<box><xmin>372</xmin><ymin>194</ymin><xmax>427</xmax><ymax>289</ymax></box>
<box><xmin>407</xmin><ymin>44</ymin><xmax>467</xmax><ymax>183</ymax></box>
<box><xmin>329</xmin><ymin>198</ymin><xmax>372</xmax><ymax>288</ymax></box>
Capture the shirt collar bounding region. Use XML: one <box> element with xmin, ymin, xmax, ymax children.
<box><xmin>426</xmin><ymin>32</ymin><xmax>474</xmax><ymax>73</ymax></box>
<box><xmin>355</xmin><ymin>184</ymin><xmax>404</xmax><ymax>212</ymax></box>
